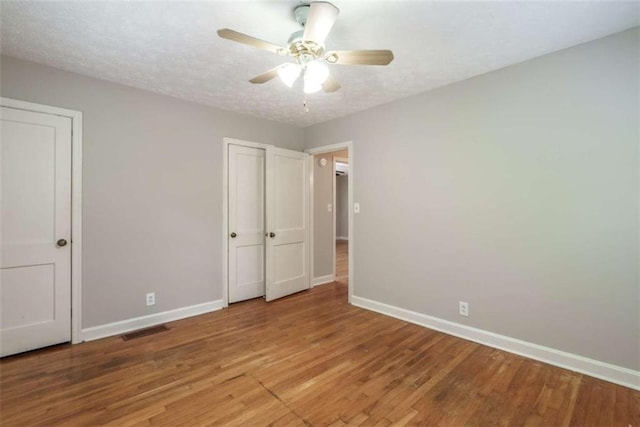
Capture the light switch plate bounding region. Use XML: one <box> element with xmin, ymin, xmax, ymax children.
<box><xmin>328</xmin><ymin>203</ymin><xmax>333</xmax><ymax>212</ymax></box>
<box><xmin>354</xmin><ymin>203</ymin><xmax>360</xmax><ymax>213</ymax></box>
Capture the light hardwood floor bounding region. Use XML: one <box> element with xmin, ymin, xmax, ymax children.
<box><xmin>0</xmin><ymin>280</ymin><xmax>637</xmax><ymax>426</ymax></box>
<box><xmin>336</xmin><ymin>240</ymin><xmax>348</xmax><ymax>280</ymax></box>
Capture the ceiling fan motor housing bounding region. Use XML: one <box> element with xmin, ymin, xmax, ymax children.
<box><xmin>294</xmin><ymin>4</ymin><xmax>310</xmax><ymax>26</ymax></box>
<box><xmin>288</xmin><ymin>39</ymin><xmax>324</xmax><ymax>64</ymax></box>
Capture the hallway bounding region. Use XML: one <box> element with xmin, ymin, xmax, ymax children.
<box><xmin>336</xmin><ymin>240</ymin><xmax>348</xmax><ymax>282</ymax></box>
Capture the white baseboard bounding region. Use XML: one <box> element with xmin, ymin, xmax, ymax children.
<box><xmin>336</xmin><ymin>236</ymin><xmax>348</xmax><ymax>241</ymax></box>
<box><xmin>80</xmin><ymin>300</ymin><xmax>224</xmax><ymax>342</ymax></box>
<box><xmin>312</xmin><ymin>274</ymin><xmax>336</xmax><ymax>287</ymax></box>
<box><xmin>351</xmin><ymin>295</ymin><xmax>640</xmax><ymax>391</ymax></box>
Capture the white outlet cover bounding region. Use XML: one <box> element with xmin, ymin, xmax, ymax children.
<box><xmin>459</xmin><ymin>301</ymin><xmax>469</xmax><ymax>317</ymax></box>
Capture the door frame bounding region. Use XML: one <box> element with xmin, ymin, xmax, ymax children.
<box><xmin>334</xmin><ymin>156</ymin><xmax>349</xmax><ymax>246</ymax></box>
<box><xmin>1</xmin><ymin>97</ymin><xmax>83</xmax><ymax>344</ymax></box>
<box><xmin>305</xmin><ymin>141</ymin><xmax>354</xmax><ymax>304</ymax></box>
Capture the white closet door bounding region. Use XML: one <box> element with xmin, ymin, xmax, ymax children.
<box><xmin>228</xmin><ymin>144</ymin><xmax>265</xmax><ymax>303</ymax></box>
<box><xmin>1</xmin><ymin>106</ymin><xmax>72</xmax><ymax>357</ymax></box>
<box><xmin>265</xmin><ymin>147</ymin><xmax>310</xmax><ymax>301</ymax></box>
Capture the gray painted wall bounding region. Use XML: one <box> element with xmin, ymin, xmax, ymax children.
<box><xmin>336</xmin><ymin>174</ymin><xmax>348</xmax><ymax>239</ymax></box>
<box><xmin>313</xmin><ymin>149</ymin><xmax>349</xmax><ymax>279</ymax></box>
<box><xmin>305</xmin><ymin>29</ymin><xmax>640</xmax><ymax>370</ymax></box>
<box><xmin>0</xmin><ymin>56</ymin><xmax>303</xmax><ymax>328</ymax></box>
<box><xmin>313</xmin><ymin>153</ymin><xmax>335</xmax><ymax>278</ymax></box>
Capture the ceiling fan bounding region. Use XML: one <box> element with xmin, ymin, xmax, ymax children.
<box><xmin>217</xmin><ymin>1</ymin><xmax>394</xmax><ymax>94</ymax></box>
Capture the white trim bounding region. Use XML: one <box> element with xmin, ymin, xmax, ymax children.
<box><xmin>351</xmin><ymin>295</ymin><xmax>640</xmax><ymax>391</ymax></box>
<box><xmin>222</xmin><ymin>139</ymin><xmax>229</xmax><ymax>307</ymax></box>
<box><xmin>80</xmin><ymin>300</ymin><xmax>224</xmax><ymax>342</ymax></box>
<box><xmin>306</xmin><ymin>142</ymin><xmax>351</xmax><ymax>155</ymax></box>
<box><xmin>347</xmin><ymin>145</ymin><xmax>353</xmax><ymax>305</ymax></box>
<box><xmin>312</xmin><ymin>274</ymin><xmax>336</xmax><ymax>287</ymax></box>
<box><xmin>308</xmin><ymin>156</ymin><xmax>315</xmax><ymax>292</ymax></box>
<box><xmin>305</xmin><ymin>141</ymin><xmax>353</xmax><ymax>304</ymax></box>
<box><xmin>224</xmin><ymin>137</ymin><xmax>271</xmax><ymax>151</ymax></box>
<box><xmin>1</xmin><ymin>97</ymin><xmax>84</xmax><ymax>345</ymax></box>
<box><xmin>331</xmin><ymin>156</ymin><xmax>336</xmax><ymax>278</ymax></box>
<box><xmin>70</xmin><ymin>108</ymin><xmax>83</xmax><ymax>345</ymax></box>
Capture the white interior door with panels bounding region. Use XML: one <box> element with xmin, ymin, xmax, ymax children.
<box><xmin>0</xmin><ymin>106</ymin><xmax>72</xmax><ymax>357</ymax></box>
<box><xmin>228</xmin><ymin>144</ymin><xmax>266</xmax><ymax>303</ymax></box>
<box><xmin>265</xmin><ymin>147</ymin><xmax>310</xmax><ymax>302</ymax></box>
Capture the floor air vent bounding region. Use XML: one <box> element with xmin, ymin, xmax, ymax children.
<box><xmin>121</xmin><ymin>325</ymin><xmax>169</xmax><ymax>341</ymax></box>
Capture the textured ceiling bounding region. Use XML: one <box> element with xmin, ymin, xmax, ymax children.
<box><xmin>1</xmin><ymin>1</ymin><xmax>638</xmax><ymax>127</ymax></box>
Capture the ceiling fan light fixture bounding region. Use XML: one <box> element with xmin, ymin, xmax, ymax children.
<box><xmin>305</xmin><ymin>60</ymin><xmax>329</xmax><ymax>85</ymax></box>
<box><xmin>277</xmin><ymin>63</ymin><xmax>301</xmax><ymax>87</ymax></box>
<box><xmin>218</xmin><ymin>0</ymin><xmax>394</xmax><ymax>96</ymax></box>
<box><xmin>303</xmin><ymin>60</ymin><xmax>329</xmax><ymax>94</ymax></box>
<box><xmin>303</xmin><ymin>80</ymin><xmax>322</xmax><ymax>94</ymax></box>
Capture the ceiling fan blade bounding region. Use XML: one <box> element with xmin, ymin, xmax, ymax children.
<box><xmin>325</xmin><ymin>50</ymin><xmax>394</xmax><ymax>66</ymax></box>
<box><xmin>249</xmin><ymin>65</ymin><xmax>285</xmax><ymax>84</ymax></box>
<box><xmin>217</xmin><ymin>28</ymin><xmax>285</xmax><ymax>55</ymax></box>
<box><xmin>303</xmin><ymin>1</ymin><xmax>339</xmax><ymax>45</ymax></box>
<box><xmin>322</xmin><ymin>74</ymin><xmax>341</xmax><ymax>93</ymax></box>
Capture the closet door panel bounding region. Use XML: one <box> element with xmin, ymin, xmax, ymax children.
<box><xmin>228</xmin><ymin>145</ymin><xmax>265</xmax><ymax>303</ymax></box>
<box><xmin>265</xmin><ymin>147</ymin><xmax>310</xmax><ymax>301</ymax></box>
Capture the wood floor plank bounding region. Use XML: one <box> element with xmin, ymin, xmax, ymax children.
<box><xmin>1</xmin><ymin>280</ymin><xmax>638</xmax><ymax>426</ymax></box>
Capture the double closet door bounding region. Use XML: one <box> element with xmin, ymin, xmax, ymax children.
<box><xmin>228</xmin><ymin>143</ymin><xmax>310</xmax><ymax>303</ymax></box>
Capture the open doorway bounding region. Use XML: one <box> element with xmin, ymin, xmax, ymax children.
<box><xmin>307</xmin><ymin>142</ymin><xmax>353</xmax><ymax>302</ymax></box>
<box><xmin>334</xmin><ymin>157</ymin><xmax>349</xmax><ymax>284</ymax></box>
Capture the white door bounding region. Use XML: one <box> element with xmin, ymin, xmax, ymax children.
<box><xmin>0</xmin><ymin>106</ymin><xmax>72</xmax><ymax>357</ymax></box>
<box><xmin>265</xmin><ymin>147</ymin><xmax>310</xmax><ymax>301</ymax></box>
<box><xmin>228</xmin><ymin>144</ymin><xmax>265</xmax><ymax>303</ymax></box>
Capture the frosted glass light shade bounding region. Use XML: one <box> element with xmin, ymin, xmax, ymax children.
<box><xmin>277</xmin><ymin>63</ymin><xmax>301</xmax><ymax>88</ymax></box>
<box><xmin>305</xmin><ymin>60</ymin><xmax>329</xmax><ymax>85</ymax></box>
<box><xmin>303</xmin><ymin>60</ymin><xmax>329</xmax><ymax>94</ymax></box>
<box><xmin>303</xmin><ymin>80</ymin><xmax>322</xmax><ymax>94</ymax></box>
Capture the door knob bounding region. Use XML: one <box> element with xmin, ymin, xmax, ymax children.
<box><xmin>57</xmin><ymin>239</ymin><xmax>68</xmax><ymax>247</ymax></box>
<box><xmin>230</xmin><ymin>232</ymin><xmax>237</xmax><ymax>238</ymax></box>
<box><xmin>269</xmin><ymin>232</ymin><xmax>276</xmax><ymax>238</ymax></box>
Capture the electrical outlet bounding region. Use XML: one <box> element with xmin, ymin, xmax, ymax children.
<box><xmin>146</xmin><ymin>292</ymin><xmax>155</xmax><ymax>306</ymax></box>
<box><xmin>459</xmin><ymin>301</ymin><xmax>469</xmax><ymax>317</ymax></box>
